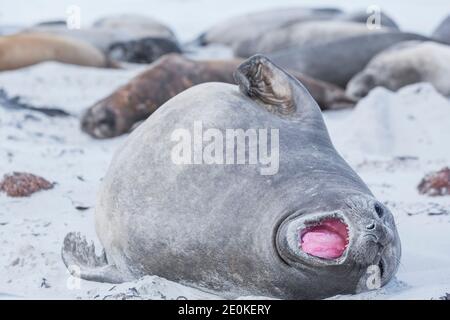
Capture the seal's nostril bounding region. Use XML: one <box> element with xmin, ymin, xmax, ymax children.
<box><xmin>366</xmin><ymin>223</ymin><xmax>375</xmax><ymax>230</ymax></box>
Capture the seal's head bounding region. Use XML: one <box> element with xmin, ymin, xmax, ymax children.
<box><xmin>231</xmin><ymin>54</ymin><xmax>401</xmax><ymax>296</ymax></box>
<box><xmin>81</xmin><ymin>74</ymin><xmax>158</xmax><ymax>139</ymax></box>
<box><xmin>277</xmin><ymin>194</ymin><xmax>401</xmax><ymax>293</ymax></box>
<box><xmin>81</xmin><ymin>94</ymin><xmax>134</xmax><ymax>139</ymax></box>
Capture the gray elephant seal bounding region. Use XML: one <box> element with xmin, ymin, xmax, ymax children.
<box><xmin>81</xmin><ymin>53</ymin><xmax>353</xmax><ymax>139</ymax></box>
<box><xmin>432</xmin><ymin>14</ymin><xmax>450</xmax><ymax>44</ymax></box>
<box><xmin>199</xmin><ymin>7</ymin><xmax>398</xmax><ymax>55</ymax></box>
<box><xmin>198</xmin><ymin>7</ymin><xmax>342</xmax><ymax>48</ymax></box>
<box><xmin>347</xmin><ymin>41</ymin><xmax>450</xmax><ymax>99</ymax></box>
<box><xmin>0</xmin><ymin>33</ymin><xmax>110</xmax><ymax>71</ymax></box>
<box><xmin>63</xmin><ymin>55</ymin><xmax>400</xmax><ymax>299</ymax></box>
<box><xmin>235</xmin><ymin>21</ymin><xmax>389</xmax><ymax>57</ymax></box>
<box><xmin>270</xmin><ymin>32</ymin><xmax>430</xmax><ymax>88</ymax></box>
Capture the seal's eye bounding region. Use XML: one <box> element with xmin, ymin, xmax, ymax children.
<box><xmin>374</xmin><ymin>203</ymin><xmax>384</xmax><ymax>218</ymax></box>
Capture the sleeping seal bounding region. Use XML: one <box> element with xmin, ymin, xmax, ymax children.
<box><xmin>0</xmin><ymin>33</ymin><xmax>110</xmax><ymax>71</ymax></box>
<box><xmin>63</xmin><ymin>55</ymin><xmax>401</xmax><ymax>299</ymax></box>
<box><xmin>197</xmin><ymin>7</ymin><xmax>342</xmax><ymax>49</ymax></box>
<box><xmin>269</xmin><ymin>32</ymin><xmax>430</xmax><ymax>87</ymax></box>
<box><xmin>81</xmin><ymin>54</ymin><xmax>354</xmax><ymax>139</ymax></box>
<box><xmin>26</xmin><ymin>14</ymin><xmax>179</xmax><ymax>63</ymax></box>
<box><xmin>199</xmin><ymin>7</ymin><xmax>399</xmax><ymax>55</ymax></box>
<box><xmin>346</xmin><ymin>41</ymin><xmax>450</xmax><ymax>99</ymax></box>
<box><xmin>235</xmin><ymin>20</ymin><xmax>389</xmax><ymax>57</ymax></box>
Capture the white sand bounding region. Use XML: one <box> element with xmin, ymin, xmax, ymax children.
<box><xmin>0</xmin><ymin>0</ymin><xmax>449</xmax><ymax>300</ymax></box>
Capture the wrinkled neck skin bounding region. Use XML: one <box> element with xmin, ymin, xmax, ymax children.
<box><xmin>235</xmin><ymin>54</ymin><xmax>401</xmax><ymax>296</ymax></box>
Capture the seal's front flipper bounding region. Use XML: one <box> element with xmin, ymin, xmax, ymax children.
<box><xmin>233</xmin><ymin>54</ymin><xmax>317</xmax><ymax>117</ymax></box>
<box><xmin>62</xmin><ymin>232</ymin><xmax>130</xmax><ymax>284</ymax></box>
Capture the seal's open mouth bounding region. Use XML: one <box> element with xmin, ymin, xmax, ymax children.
<box><xmin>299</xmin><ymin>218</ymin><xmax>349</xmax><ymax>259</ymax></box>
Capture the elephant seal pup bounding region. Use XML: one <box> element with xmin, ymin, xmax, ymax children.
<box><xmin>235</xmin><ymin>21</ymin><xmax>388</xmax><ymax>57</ymax></box>
<box><xmin>0</xmin><ymin>33</ymin><xmax>110</xmax><ymax>71</ymax></box>
<box><xmin>346</xmin><ymin>41</ymin><xmax>450</xmax><ymax>99</ymax></box>
<box><xmin>198</xmin><ymin>7</ymin><xmax>342</xmax><ymax>49</ymax></box>
<box><xmin>432</xmin><ymin>14</ymin><xmax>450</xmax><ymax>44</ymax></box>
<box><xmin>63</xmin><ymin>55</ymin><xmax>401</xmax><ymax>299</ymax></box>
<box><xmin>270</xmin><ymin>32</ymin><xmax>430</xmax><ymax>88</ymax></box>
<box><xmin>81</xmin><ymin>54</ymin><xmax>354</xmax><ymax>139</ymax></box>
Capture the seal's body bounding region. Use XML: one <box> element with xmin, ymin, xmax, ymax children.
<box><xmin>63</xmin><ymin>55</ymin><xmax>401</xmax><ymax>299</ymax></box>
<box><xmin>235</xmin><ymin>21</ymin><xmax>388</xmax><ymax>57</ymax></box>
<box><xmin>199</xmin><ymin>7</ymin><xmax>398</xmax><ymax>55</ymax></box>
<box><xmin>347</xmin><ymin>41</ymin><xmax>450</xmax><ymax>98</ymax></box>
<box><xmin>81</xmin><ymin>54</ymin><xmax>353</xmax><ymax>139</ymax></box>
<box><xmin>0</xmin><ymin>33</ymin><xmax>109</xmax><ymax>71</ymax></box>
<box><xmin>269</xmin><ymin>32</ymin><xmax>429</xmax><ymax>87</ymax></box>
<box><xmin>198</xmin><ymin>7</ymin><xmax>342</xmax><ymax>49</ymax></box>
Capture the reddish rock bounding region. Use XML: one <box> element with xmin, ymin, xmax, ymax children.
<box><xmin>418</xmin><ymin>167</ymin><xmax>450</xmax><ymax>196</ymax></box>
<box><xmin>0</xmin><ymin>172</ymin><xmax>53</xmax><ymax>197</ymax></box>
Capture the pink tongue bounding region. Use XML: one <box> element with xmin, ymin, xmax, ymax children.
<box><xmin>300</xmin><ymin>218</ymin><xmax>349</xmax><ymax>259</ymax></box>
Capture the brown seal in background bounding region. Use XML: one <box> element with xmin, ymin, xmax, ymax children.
<box><xmin>0</xmin><ymin>33</ymin><xmax>112</xmax><ymax>71</ymax></box>
<box><xmin>81</xmin><ymin>53</ymin><xmax>354</xmax><ymax>138</ymax></box>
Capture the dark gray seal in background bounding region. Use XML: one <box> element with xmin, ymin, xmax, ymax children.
<box><xmin>62</xmin><ymin>55</ymin><xmax>401</xmax><ymax>299</ymax></box>
<box><xmin>269</xmin><ymin>32</ymin><xmax>430</xmax><ymax>88</ymax></box>
<box><xmin>234</xmin><ymin>21</ymin><xmax>389</xmax><ymax>57</ymax></box>
<box><xmin>197</xmin><ymin>7</ymin><xmax>343</xmax><ymax>49</ymax></box>
<box><xmin>197</xmin><ymin>7</ymin><xmax>399</xmax><ymax>55</ymax></box>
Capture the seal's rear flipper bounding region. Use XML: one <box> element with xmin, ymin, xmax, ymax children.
<box><xmin>233</xmin><ymin>54</ymin><xmax>316</xmax><ymax>116</ymax></box>
<box><xmin>62</xmin><ymin>232</ymin><xmax>129</xmax><ymax>284</ymax></box>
